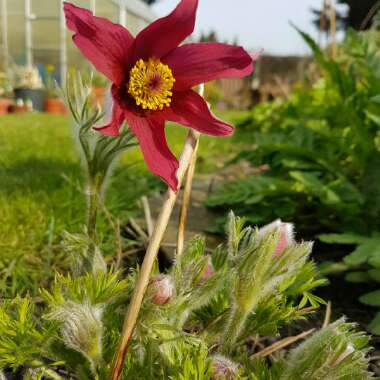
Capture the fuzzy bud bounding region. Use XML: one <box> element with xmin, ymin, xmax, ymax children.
<box><xmin>46</xmin><ymin>301</ymin><xmax>103</xmax><ymax>373</ymax></box>
<box><xmin>211</xmin><ymin>355</ymin><xmax>239</xmax><ymax>380</ymax></box>
<box><xmin>258</xmin><ymin>219</ymin><xmax>294</xmax><ymax>257</ymax></box>
<box><xmin>149</xmin><ymin>275</ymin><xmax>175</xmax><ymax>305</ymax></box>
<box><xmin>200</xmin><ymin>256</ymin><xmax>214</xmax><ymax>283</ymax></box>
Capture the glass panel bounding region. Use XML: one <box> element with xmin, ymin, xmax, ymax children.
<box><xmin>95</xmin><ymin>0</ymin><xmax>119</xmax><ymax>23</ymax></box>
<box><xmin>1</xmin><ymin>0</ymin><xmax>155</xmax><ymax>73</ymax></box>
<box><xmin>4</xmin><ymin>0</ymin><xmax>25</xmax><ymax>65</ymax></box>
<box><xmin>31</xmin><ymin>0</ymin><xmax>60</xmax><ymax>16</ymax></box>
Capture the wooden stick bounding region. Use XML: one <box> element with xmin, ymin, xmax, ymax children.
<box><xmin>251</xmin><ymin>329</ymin><xmax>315</xmax><ymax>359</ymax></box>
<box><xmin>323</xmin><ymin>301</ymin><xmax>332</xmax><ymax>328</ymax></box>
<box><xmin>176</xmin><ymin>84</ymin><xmax>204</xmax><ymax>256</ymax></box>
<box><xmin>295</xmin><ymin>306</ymin><xmax>319</xmax><ymax>317</ymax></box>
<box><xmin>108</xmin><ymin>129</ymin><xmax>200</xmax><ymax>380</ymax></box>
<box><xmin>141</xmin><ymin>195</ymin><xmax>153</xmax><ymax>237</ymax></box>
<box><xmin>360</xmin><ymin>1</ymin><xmax>380</xmax><ymax>30</ymax></box>
<box><xmin>328</xmin><ymin>0</ymin><xmax>337</xmax><ymax>59</ymax></box>
<box><xmin>176</xmin><ymin>140</ymin><xmax>199</xmax><ymax>256</ymax></box>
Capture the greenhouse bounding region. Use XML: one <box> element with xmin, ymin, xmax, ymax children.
<box><xmin>0</xmin><ymin>0</ymin><xmax>155</xmax><ymax>82</ymax></box>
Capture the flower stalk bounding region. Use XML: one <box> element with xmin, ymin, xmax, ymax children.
<box><xmin>221</xmin><ymin>302</ymin><xmax>256</xmax><ymax>354</ymax></box>
<box><xmin>60</xmin><ymin>73</ymin><xmax>136</xmax><ymax>273</ymax></box>
<box><xmin>176</xmin><ymin>86</ymin><xmax>204</xmax><ymax>256</ymax></box>
<box><xmin>87</xmin><ymin>173</ymin><xmax>103</xmax><ymax>243</ymax></box>
<box><xmin>176</xmin><ymin>140</ymin><xmax>199</xmax><ymax>256</ymax></box>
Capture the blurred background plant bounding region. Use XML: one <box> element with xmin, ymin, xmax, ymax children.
<box><xmin>0</xmin><ymin>71</ymin><xmax>12</xmax><ymax>98</ymax></box>
<box><xmin>206</xmin><ymin>24</ymin><xmax>380</xmax><ymax>333</ymax></box>
<box><xmin>45</xmin><ymin>64</ymin><xmax>58</xmax><ymax>99</ymax></box>
<box><xmin>13</xmin><ymin>66</ymin><xmax>43</xmax><ymax>90</ymax></box>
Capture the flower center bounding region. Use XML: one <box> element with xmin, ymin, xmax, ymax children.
<box><xmin>128</xmin><ymin>58</ymin><xmax>175</xmax><ymax>111</ymax></box>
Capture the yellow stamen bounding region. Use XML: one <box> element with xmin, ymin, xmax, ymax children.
<box><xmin>128</xmin><ymin>58</ymin><xmax>175</xmax><ymax>111</ymax></box>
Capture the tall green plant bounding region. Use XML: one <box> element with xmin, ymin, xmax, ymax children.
<box><xmin>206</xmin><ymin>27</ymin><xmax>380</xmax><ymax>335</ymax></box>
<box><xmin>59</xmin><ymin>73</ymin><xmax>136</xmax><ymax>272</ymax></box>
<box><xmin>207</xmin><ymin>28</ymin><xmax>380</xmax><ymax>237</ymax></box>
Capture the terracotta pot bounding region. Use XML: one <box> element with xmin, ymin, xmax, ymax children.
<box><xmin>92</xmin><ymin>86</ymin><xmax>106</xmax><ymax>107</ymax></box>
<box><xmin>44</xmin><ymin>98</ymin><xmax>67</xmax><ymax>114</ymax></box>
<box><xmin>0</xmin><ymin>99</ymin><xmax>12</xmax><ymax>115</ymax></box>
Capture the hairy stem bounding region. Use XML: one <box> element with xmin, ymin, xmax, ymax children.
<box><xmin>86</xmin><ymin>172</ymin><xmax>103</xmax><ymax>270</ymax></box>
<box><xmin>221</xmin><ymin>305</ymin><xmax>249</xmax><ymax>354</ymax></box>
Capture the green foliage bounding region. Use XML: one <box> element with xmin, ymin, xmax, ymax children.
<box><xmin>216</xmin><ymin>213</ymin><xmax>322</xmax><ymax>353</ymax></box>
<box><xmin>207</xmin><ymin>29</ymin><xmax>380</xmax><ymax>237</ymax></box>
<box><xmin>41</xmin><ymin>270</ymin><xmax>128</xmax><ymax>308</ymax></box>
<box><xmin>0</xmin><ymin>297</ymin><xmax>60</xmax><ymax>374</ymax></box>
<box><xmin>169</xmin><ymin>348</ymin><xmax>213</xmax><ymax>380</ymax></box>
<box><xmin>0</xmin><ymin>213</ymin><xmax>359</xmax><ymax>379</ymax></box>
<box><xmin>206</xmin><ymin>28</ymin><xmax>380</xmax><ymax>333</ymax></box>
<box><xmin>320</xmin><ymin>232</ymin><xmax>380</xmax><ymax>333</ymax></box>
<box><xmin>0</xmin><ymin>109</ymin><xmax>245</xmax><ymax>299</ymax></box>
<box><xmin>280</xmin><ymin>319</ymin><xmax>373</xmax><ymax>380</ymax></box>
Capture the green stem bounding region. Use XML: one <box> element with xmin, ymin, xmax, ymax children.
<box><xmin>86</xmin><ymin>172</ymin><xmax>104</xmax><ymax>270</ymax></box>
<box><xmin>87</xmin><ymin>178</ymin><xmax>101</xmax><ymax>242</ymax></box>
<box><xmin>221</xmin><ymin>305</ymin><xmax>249</xmax><ymax>354</ymax></box>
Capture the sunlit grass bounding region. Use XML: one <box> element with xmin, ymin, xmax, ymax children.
<box><xmin>0</xmin><ymin>110</ymin><xmax>248</xmax><ymax>296</ymax></box>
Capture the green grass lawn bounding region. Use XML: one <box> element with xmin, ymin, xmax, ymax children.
<box><xmin>0</xmin><ymin>110</ymin><xmax>248</xmax><ymax>297</ymax></box>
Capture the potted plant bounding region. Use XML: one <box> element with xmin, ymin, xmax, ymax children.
<box><xmin>13</xmin><ymin>65</ymin><xmax>45</xmax><ymax>111</ymax></box>
<box><xmin>0</xmin><ymin>71</ymin><xmax>13</xmax><ymax>115</ymax></box>
<box><xmin>44</xmin><ymin>64</ymin><xmax>66</xmax><ymax>114</ymax></box>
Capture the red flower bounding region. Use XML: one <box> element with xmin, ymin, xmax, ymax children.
<box><xmin>64</xmin><ymin>0</ymin><xmax>259</xmax><ymax>190</ymax></box>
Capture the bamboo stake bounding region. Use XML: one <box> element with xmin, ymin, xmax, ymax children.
<box><xmin>328</xmin><ymin>0</ymin><xmax>337</xmax><ymax>59</ymax></box>
<box><xmin>108</xmin><ymin>128</ymin><xmax>200</xmax><ymax>380</ymax></box>
<box><xmin>176</xmin><ymin>84</ymin><xmax>204</xmax><ymax>256</ymax></box>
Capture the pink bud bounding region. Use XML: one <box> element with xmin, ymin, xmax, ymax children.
<box><xmin>258</xmin><ymin>219</ymin><xmax>294</xmax><ymax>257</ymax></box>
<box><xmin>201</xmin><ymin>256</ymin><xmax>214</xmax><ymax>283</ymax></box>
<box><xmin>149</xmin><ymin>275</ymin><xmax>175</xmax><ymax>305</ymax></box>
<box><xmin>211</xmin><ymin>355</ymin><xmax>238</xmax><ymax>380</ymax></box>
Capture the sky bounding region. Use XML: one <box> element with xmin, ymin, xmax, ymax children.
<box><xmin>153</xmin><ymin>0</ymin><xmax>345</xmax><ymax>56</ymax></box>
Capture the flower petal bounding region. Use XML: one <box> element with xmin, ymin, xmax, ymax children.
<box><xmin>134</xmin><ymin>0</ymin><xmax>198</xmax><ymax>61</ymax></box>
<box><xmin>165</xmin><ymin>42</ymin><xmax>258</xmax><ymax>91</ymax></box>
<box><xmin>94</xmin><ymin>100</ymin><xmax>124</xmax><ymax>136</ymax></box>
<box><xmin>64</xmin><ymin>2</ymin><xmax>133</xmax><ymax>85</ymax></box>
<box><xmin>125</xmin><ymin>111</ymin><xmax>179</xmax><ymax>190</ymax></box>
<box><xmin>165</xmin><ymin>90</ymin><xmax>234</xmax><ymax>136</ymax></box>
